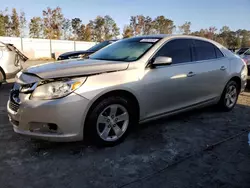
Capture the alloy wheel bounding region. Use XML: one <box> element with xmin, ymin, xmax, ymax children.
<box><xmin>225</xmin><ymin>85</ymin><xmax>237</xmax><ymax>108</ymax></box>
<box><xmin>96</xmin><ymin>104</ymin><xmax>129</xmax><ymax>142</ymax></box>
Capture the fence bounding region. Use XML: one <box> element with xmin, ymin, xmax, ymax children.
<box><xmin>0</xmin><ymin>36</ymin><xmax>96</xmax><ymax>60</ymax></box>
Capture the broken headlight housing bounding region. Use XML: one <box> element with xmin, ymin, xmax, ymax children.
<box><xmin>31</xmin><ymin>78</ymin><xmax>86</xmax><ymax>100</ymax></box>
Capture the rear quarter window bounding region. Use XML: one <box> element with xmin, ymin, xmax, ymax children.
<box><xmin>214</xmin><ymin>47</ymin><xmax>224</xmax><ymax>58</ymax></box>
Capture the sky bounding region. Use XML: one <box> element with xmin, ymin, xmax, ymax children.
<box><xmin>2</xmin><ymin>0</ymin><xmax>250</xmax><ymax>33</ymax></box>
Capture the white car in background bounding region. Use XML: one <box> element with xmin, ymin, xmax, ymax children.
<box><xmin>0</xmin><ymin>42</ymin><xmax>28</xmax><ymax>86</ymax></box>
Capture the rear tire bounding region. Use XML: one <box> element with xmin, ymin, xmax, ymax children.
<box><xmin>218</xmin><ymin>80</ymin><xmax>239</xmax><ymax>111</ymax></box>
<box><xmin>85</xmin><ymin>96</ymin><xmax>138</xmax><ymax>146</ymax></box>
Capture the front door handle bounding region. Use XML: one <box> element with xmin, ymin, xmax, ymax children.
<box><xmin>187</xmin><ymin>72</ymin><xmax>196</xmax><ymax>77</ymax></box>
<box><xmin>220</xmin><ymin>66</ymin><xmax>226</xmax><ymax>71</ymax></box>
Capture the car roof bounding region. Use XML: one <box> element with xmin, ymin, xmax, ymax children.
<box><xmin>129</xmin><ymin>34</ymin><xmax>224</xmax><ymax>47</ymax></box>
<box><xmin>129</xmin><ymin>34</ymin><xmax>222</xmax><ymax>42</ymax></box>
<box><xmin>133</xmin><ymin>34</ymin><xmax>215</xmax><ymax>41</ymax></box>
<box><xmin>130</xmin><ymin>34</ymin><xmax>232</xmax><ymax>57</ymax></box>
<box><xmin>131</xmin><ymin>34</ymin><xmax>171</xmax><ymax>39</ymax></box>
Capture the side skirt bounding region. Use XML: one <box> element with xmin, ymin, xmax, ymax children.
<box><xmin>139</xmin><ymin>98</ymin><xmax>219</xmax><ymax>124</ymax></box>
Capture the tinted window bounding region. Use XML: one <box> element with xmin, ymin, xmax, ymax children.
<box><xmin>244</xmin><ymin>49</ymin><xmax>250</xmax><ymax>55</ymax></box>
<box><xmin>154</xmin><ymin>39</ymin><xmax>192</xmax><ymax>64</ymax></box>
<box><xmin>194</xmin><ymin>40</ymin><xmax>216</xmax><ymax>61</ymax></box>
<box><xmin>237</xmin><ymin>48</ymin><xmax>249</xmax><ymax>55</ymax></box>
<box><xmin>215</xmin><ymin>47</ymin><xmax>224</xmax><ymax>58</ymax></box>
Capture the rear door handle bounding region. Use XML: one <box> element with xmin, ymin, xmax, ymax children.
<box><xmin>187</xmin><ymin>72</ymin><xmax>196</xmax><ymax>77</ymax></box>
<box><xmin>220</xmin><ymin>66</ymin><xmax>226</xmax><ymax>71</ymax></box>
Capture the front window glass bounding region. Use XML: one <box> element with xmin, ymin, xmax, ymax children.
<box><xmin>90</xmin><ymin>38</ymin><xmax>159</xmax><ymax>62</ymax></box>
<box><xmin>154</xmin><ymin>39</ymin><xmax>192</xmax><ymax>64</ymax></box>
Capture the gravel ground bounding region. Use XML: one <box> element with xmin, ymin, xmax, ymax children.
<box><xmin>0</xmin><ymin>61</ymin><xmax>250</xmax><ymax>188</ymax></box>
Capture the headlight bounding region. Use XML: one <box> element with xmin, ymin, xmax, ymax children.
<box><xmin>31</xmin><ymin>78</ymin><xmax>86</xmax><ymax>100</ymax></box>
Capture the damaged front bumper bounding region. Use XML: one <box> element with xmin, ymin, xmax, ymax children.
<box><xmin>7</xmin><ymin>90</ymin><xmax>90</xmax><ymax>142</ymax></box>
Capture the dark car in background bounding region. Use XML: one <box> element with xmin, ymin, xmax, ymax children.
<box><xmin>240</xmin><ymin>49</ymin><xmax>250</xmax><ymax>81</ymax></box>
<box><xmin>236</xmin><ymin>47</ymin><xmax>250</xmax><ymax>56</ymax></box>
<box><xmin>57</xmin><ymin>40</ymin><xmax>117</xmax><ymax>60</ymax></box>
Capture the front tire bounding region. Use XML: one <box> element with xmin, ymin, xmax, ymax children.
<box><xmin>218</xmin><ymin>80</ymin><xmax>239</xmax><ymax>111</ymax></box>
<box><xmin>85</xmin><ymin>96</ymin><xmax>137</xmax><ymax>146</ymax></box>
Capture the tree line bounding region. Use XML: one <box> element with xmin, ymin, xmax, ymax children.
<box><xmin>0</xmin><ymin>7</ymin><xmax>250</xmax><ymax>49</ymax></box>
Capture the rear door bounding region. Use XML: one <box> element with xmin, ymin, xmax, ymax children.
<box><xmin>192</xmin><ymin>39</ymin><xmax>229</xmax><ymax>102</ymax></box>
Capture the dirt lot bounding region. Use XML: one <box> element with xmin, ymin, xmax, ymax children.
<box><xmin>0</xmin><ymin>61</ymin><xmax>250</xmax><ymax>188</ymax></box>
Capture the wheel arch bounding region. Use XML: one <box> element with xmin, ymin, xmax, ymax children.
<box><xmin>0</xmin><ymin>66</ymin><xmax>6</xmax><ymax>81</ymax></box>
<box><xmin>83</xmin><ymin>89</ymin><xmax>140</xmax><ymax>136</ymax></box>
<box><xmin>229</xmin><ymin>76</ymin><xmax>241</xmax><ymax>92</ymax></box>
<box><xmin>86</xmin><ymin>89</ymin><xmax>140</xmax><ymax>120</ymax></box>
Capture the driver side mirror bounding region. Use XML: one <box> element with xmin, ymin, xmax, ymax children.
<box><xmin>152</xmin><ymin>56</ymin><xmax>172</xmax><ymax>66</ymax></box>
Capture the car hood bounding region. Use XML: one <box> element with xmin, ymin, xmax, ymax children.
<box><xmin>22</xmin><ymin>59</ymin><xmax>129</xmax><ymax>79</ymax></box>
<box><xmin>59</xmin><ymin>50</ymin><xmax>94</xmax><ymax>57</ymax></box>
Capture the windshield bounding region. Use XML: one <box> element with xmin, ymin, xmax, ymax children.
<box><xmin>237</xmin><ymin>48</ymin><xmax>249</xmax><ymax>55</ymax></box>
<box><xmin>88</xmin><ymin>41</ymin><xmax>111</xmax><ymax>51</ymax></box>
<box><xmin>89</xmin><ymin>38</ymin><xmax>159</xmax><ymax>62</ymax></box>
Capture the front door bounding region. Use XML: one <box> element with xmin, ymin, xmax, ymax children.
<box><xmin>139</xmin><ymin>39</ymin><xmax>199</xmax><ymax>119</ymax></box>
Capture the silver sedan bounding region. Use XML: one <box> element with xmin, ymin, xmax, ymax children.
<box><xmin>7</xmin><ymin>35</ymin><xmax>248</xmax><ymax>146</ymax></box>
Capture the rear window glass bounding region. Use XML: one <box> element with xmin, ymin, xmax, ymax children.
<box><xmin>194</xmin><ymin>40</ymin><xmax>216</xmax><ymax>61</ymax></box>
